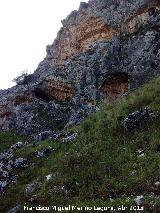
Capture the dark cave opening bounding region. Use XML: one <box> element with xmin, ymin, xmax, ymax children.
<box><xmin>101</xmin><ymin>73</ymin><xmax>129</xmax><ymax>101</ymax></box>
<box><xmin>33</xmin><ymin>88</ymin><xmax>53</xmax><ymax>102</ymax></box>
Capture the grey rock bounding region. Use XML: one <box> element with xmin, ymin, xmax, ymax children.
<box><xmin>7</xmin><ymin>205</ymin><xmax>22</xmax><ymax>213</ymax></box>
<box><xmin>62</xmin><ymin>132</ymin><xmax>77</xmax><ymax>143</ymax></box>
<box><xmin>123</xmin><ymin>108</ymin><xmax>158</xmax><ymax>132</ymax></box>
<box><xmin>0</xmin><ymin>163</ymin><xmax>18</xmax><ymax>192</ymax></box>
<box><xmin>155</xmin><ymin>181</ymin><xmax>160</xmax><ymax>187</ymax></box>
<box><xmin>33</xmin><ymin>146</ymin><xmax>53</xmax><ymax>158</ymax></box>
<box><xmin>1</xmin><ymin>170</ymin><xmax>10</xmax><ymax>178</ymax></box>
<box><xmin>46</xmin><ymin>173</ymin><xmax>57</xmax><ymax>181</ymax></box>
<box><xmin>0</xmin><ymin>180</ymin><xmax>8</xmax><ymax>192</ymax></box>
<box><xmin>7</xmin><ymin>158</ymin><xmax>28</xmax><ymax>170</ymax></box>
<box><xmin>34</xmin><ymin>130</ymin><xmax>55</xmax><ymax>142</ymax></box>
<box><xmin>0</xmin><ymin>150</ymin><xmax>13</xmax><ymax>161</ymax></box>
<box><xmin>134</xmin><ymin>195</ymin><xmax>143</xmax><ymax>205</ymax></box>
<box><xmin>10</xmin><ymin>141</ymin><xmax>28</xmax><ymax>150</ymax></box>
<box><xmin>25</xmin><ymin>181</ymin><xmax>40</xmax><ymax>194</ymax></box>
<box><xmin>52</xmin><ymin>131</ymin><xmax>62</xmax><ymax>140</ymax></box>
<box><xmin>66</xmin><ymin>103</ymin><xmax>98</xmax><ymax>127</ymax></box>
<box><xmin>0</xmin><ymin>0</ymin><xmax>160</xmax><ymax>136</ymax></box>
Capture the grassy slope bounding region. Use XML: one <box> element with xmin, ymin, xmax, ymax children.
<box><xmin>1</xmin><ymin>77</ymin><xmax>160</xmax><ymax>212</ymax></box>
<box><xmin>0</xmin><ymin>132</ymin><xmax>27</xmax><ymax>153</ymax></box>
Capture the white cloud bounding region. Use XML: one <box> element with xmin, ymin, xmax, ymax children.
<box><xmin>0</xmin><ymin>0</ymin><xmax>88</xmax><ymax>89</ymax></box>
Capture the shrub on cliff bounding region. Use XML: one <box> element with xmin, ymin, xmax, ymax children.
<box><xmin>12</xmin><ymin>71</ymin><xmax>35</xmax><ymax>86</ymax></box>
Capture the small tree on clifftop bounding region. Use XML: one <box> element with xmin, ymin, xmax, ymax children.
<box><xmin>12</xmin><ymin>70</ymin><xmax>34</xmax><ymax>86</ymax></box>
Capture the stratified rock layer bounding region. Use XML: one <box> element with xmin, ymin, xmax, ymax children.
<box><xmin>50</xmin><ymin>16</ymin><xmax>117</xmax><ymax>65</ymax></box>
<box><xmin>35</xmin><ymin>79</ymin><xmax>75</xmax><ymax>102</ymax></box>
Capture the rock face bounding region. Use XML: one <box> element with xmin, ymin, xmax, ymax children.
<box><xmin>36</xmin><ymin>0</ymin><xmax>160</xmax><ymax>101</ymax></box>
<box><xmin>0</xmin><ymin>0</ymin><xmax>160</xmax><ymax>135</ymax></box>
<box><xmin>35</xmin><ymin>79</ymin><xmax>75</xmax><ymax>102</ymax></box>
<box><xmin>50</xmin><ymin>16</ymin><xmax>117</xmax><ymax>65</ymax></box>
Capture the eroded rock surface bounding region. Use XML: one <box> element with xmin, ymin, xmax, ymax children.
<box><xmin>1</xmin><ymin>0</ymin><xmax>160</xmax><ymax>135</ymax></box>
<box><xmin>50</xmin><ymin>16</ymin><xmax>117</xmax><ymax>65</ymax></box>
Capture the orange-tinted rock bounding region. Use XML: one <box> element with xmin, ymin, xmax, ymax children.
<box><xmin>126</xmin><ymin>1</ymin><xmax>160</xmax><ymax>33</ymax></box>
<box><xmin>51</xmin><ymin>17</ymin><xmax>117</xmax><ymax>65</ymax></box>
<box><xmin>14</xmin><ymin>93</ymin><xmax>34</xmax><ymax>106</ymax></box>
<box><xmin>36</xmin><ymin>80</ymin><xmax>75</xmax><ymax>102</ymax></box>
<box><xmin>48</xmin><ymin>0</ymin><xmax>160</xmax><ymax>66</ymax></box>
<box><xmin>0</xmin><ymin>105</ymin><xmax>12</xmax><ymax>118</ymax></box>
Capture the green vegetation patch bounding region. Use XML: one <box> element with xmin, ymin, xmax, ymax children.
<box><xmin>1</xmin><ymin>77</ymin><xmax>160</xmax><ymax>212</ymax></box>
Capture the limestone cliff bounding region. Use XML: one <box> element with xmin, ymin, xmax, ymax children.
<box><xmin>35</xmin><ymin>0</ymin><xmax>160</xmax><ymax>102</ymax></box>
<box><xmin>0</xmin><ymin>0</ymin><xmax>160</xmax><ymax>135</ymax></box>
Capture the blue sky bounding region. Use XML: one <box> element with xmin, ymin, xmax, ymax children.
<box><xmin>0</xmin><ymin>0</ymin><xmax>88</xmax><ymax>89</ymax></box>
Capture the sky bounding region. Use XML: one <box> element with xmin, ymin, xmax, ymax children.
<box><xmin>0</xmin><ymin>0</ymin><xmax>88</xmax><ymax>89</ymax></box>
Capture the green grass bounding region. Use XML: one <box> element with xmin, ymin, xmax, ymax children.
<box><xmin>0</xmin><ymin>132</ymin><xmax>27</xmax><ymax>153</ymax></box>
<box><xmin>1</xmin><ymin>76</ymin><xmax>160</xmax><ymax>212</ymax></box>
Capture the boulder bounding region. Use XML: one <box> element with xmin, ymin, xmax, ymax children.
<box><xmin>62</xmin><ymin>132</ymin><xmax>77</xmax><ymax>143</ymax></box>
<box><xmin>123</xmin><ymin>108</ymin><xmax>158</xmax><ymax>132</ymax></box>
<box><xmin>33</xmin><ymin>146</ymin><xmax>53</xmax><ymax>158</ymax></box>
<box><xmin>10</xmin><ymin>141</ymin><xmax>28</xmax><ymax>150</ymax></box>
<box><xmin>34</xmin><ymin>131</ymin><xmax>55</xmax><ymax>142</ymax></box>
